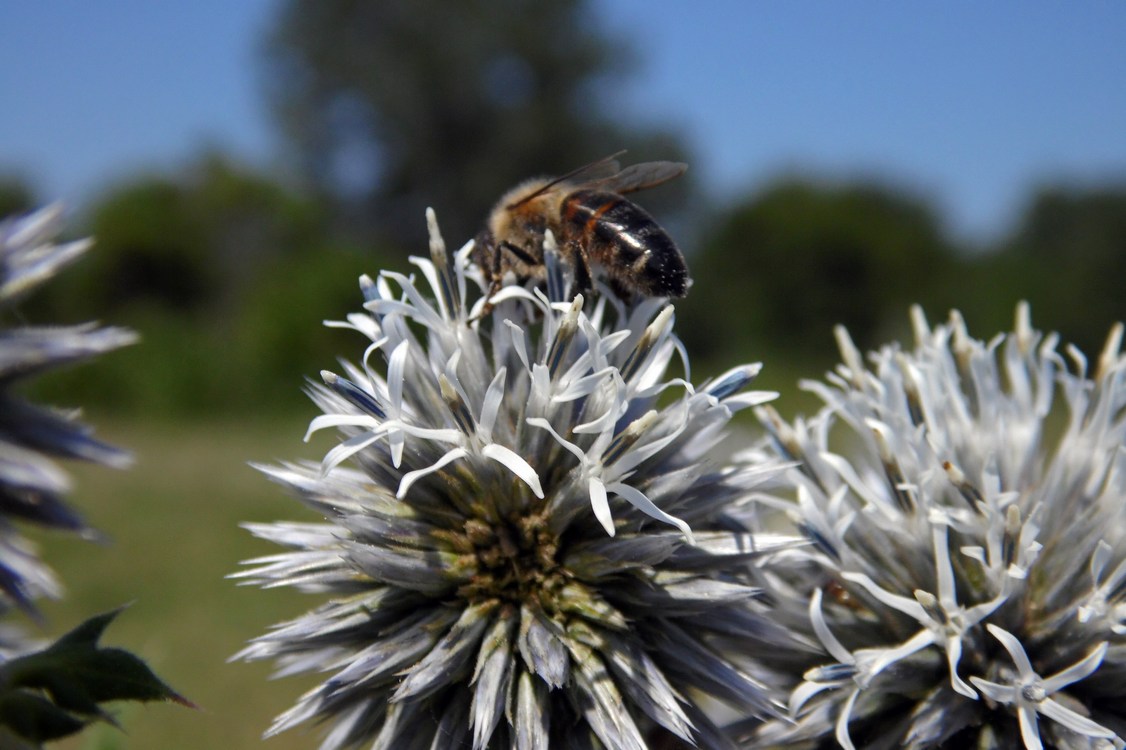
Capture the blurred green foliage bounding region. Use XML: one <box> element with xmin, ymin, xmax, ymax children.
<box><xmin>20</xmin><ymin>154</ymin><xmax>384</xmax><ymax>418</ymax></box>
<box><xmin>679</xmin><ymin>179</ymin><xmax>956</xmax><ymax>366</ymax></box>
<box><xmin>9</xmin><ymin>157</ymin><xmax>1126</xmax><ymax>419</ymax></box>
<box><xmin>985</xmin><ymin>186</ymin><xmax>1126</xmax><ymax>356</ymax></box>
<box><xmin>0</xmin><ymin>175</ymin><xmax>36</xmax><ymax>217</ymax></box>
<box><xmin>679</xmin><ymin>178</ymin><xmax>1126</xmax><ymax>405</ymax></box>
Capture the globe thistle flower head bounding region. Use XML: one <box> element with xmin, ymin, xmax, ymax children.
<box><xmin>0</xmin><ymin>206</ymin><xmax>135</xmax><ymax>622</ymax></box>
<box><xmin>235</xmin><ymin>211</ymin><xmax>784</xmax><ymax>749</ymax></box>
<box><xmin>746</xmin><ymin>304</ymin><xmax>1126</xmax><ymax>749</ymax></box>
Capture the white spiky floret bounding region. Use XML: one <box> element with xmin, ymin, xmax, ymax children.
<box><xmin>0</xmin><ymin>205</ymin><xmax>135</xmax><ymax>648</ymax></box>
<box><xmin>743</xmin><ymin>303</ymin><xmax>1126</xmax><ymax>750</ymax></box>
<box><xmin>235</xmin><ymin>210</ymin><xmax>788</xmax><ymax>749</ymax></box>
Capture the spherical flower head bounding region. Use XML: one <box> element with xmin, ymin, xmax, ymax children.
<box><xmin>234</xmin><ymin>211</ymin><xmax>782</xmax><ymax>749</ymax></box>
<box><xmin>743</xmin><ymin>303</ymin><xmax>1126</xmax><ymax>749</ymax></box>
<box><xmin>0</xmin><ymin>206</ymin><xmax>135</xmax><ymax>629</ymax></box>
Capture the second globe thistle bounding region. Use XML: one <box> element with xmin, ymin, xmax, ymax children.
<box><xmin>235</xmin><ymin>213</ymin><xmax>783</xmax><ymax>749</ymax></box>
<box><xmin>745</xmin><ymin>304</ymin><xmax>1126</xmax><ymax>749</ymax></box>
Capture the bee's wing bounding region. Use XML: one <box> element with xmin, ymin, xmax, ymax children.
<box><xmin>505</xmin><ymin>151</ymin><xmax>626</xmax><ymax>209</ymax></box>
<box><xmin>592</xmin><ymin>161</ymin><xmax>687</xmax><ymax>194</ymax></box>
<box><xmin>558</xmin><ymin>151</ymin><xmax>628</xmax><ymax>184</ymax></box>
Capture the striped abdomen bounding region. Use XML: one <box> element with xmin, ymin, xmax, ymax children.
<box><xmin>561</xmin><ymin>190</ymin><xmax>688</xmax><ymax>297</ymax></box>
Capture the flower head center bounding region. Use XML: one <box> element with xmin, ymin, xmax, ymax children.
<box><xmin>457</xmin><ymin>513</ymin><xmax>564</xmax><ymax>608</ymax></box>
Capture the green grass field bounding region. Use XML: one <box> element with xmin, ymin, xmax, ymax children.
<box><xmin>26</xmin><ymin>415</ymin><xmax>339</xmax><ymax>750</ymax></box>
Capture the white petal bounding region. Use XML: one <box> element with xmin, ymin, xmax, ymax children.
<box><xmin>387</xmin><ymin>340</ymin><xmax>409</xmax><ymax>414</ymax></box>
<box><xmin>526</xmin><ymin>417</ymin><xmax>588</xmax><ymax>464</ymax></box>
<box><xmin>820</xmin><ymin>452</ymin><xmax>888</xmax><ymax>513</ymax></box>
<box><xmin>479</xmin><ymin>368</ymin><xmax>507</xmax><ymax>441</ymax></box>
<box><xmin>488</xmin><ymin>283</ymin><xmax>543</xmax><ymax>308</ymax></box>
<box><xmin>964</xmin><ymin>592</ymin><xmax>1008</xmax><ymax>626</ymax></box>
<box><xmin>379</xmin><ymin>270</ymin><xmax>445</xmax><ymax>332</ymax></box>
<box><xmin>841</xmin><ymin>572</ymin><xmax>929</xmax><ymax>622</ymax></box>
<box><xmin>386</xmin><ymin>421</ymin><xmax>464</xmax><ymax>444</ymax></box>
<box><xmin>605</xmin><ymin>482</ymin><xmax>693</xmax><ymax>543</ymax></box>
<box><xmin>671</xmin><ymin>333</ymin><xmax>691</xmax><ymax>382</ymax></box>
<box><xmin>809</xmin><ymin>588</ymin><xmax>854</xmax><ymax>665</ymax></box>
<box><xmin>715</xmin><ymin>389</ymin><xmax>778</xmax><ymax>412</ymax></box>
<box><xmin>944</xmin><ymin>634</ymin><xmax>977</xmax><ymax>699</ymax></box>
<box><xmin>396</xmin><ymin>448</ymin><xmax>469</xmax><ymax>498</ymax></box>
<box><xmin>386</xmin><ymin>429</ymin><xmax>405</xmax><ymax>468</ymax></box>
<box><xmin>504</xmin><ymin>321</ymin><xmax>531</xmax><ymax>371</ymax></box>
<box><xmin>482</xmin><ymin>444</ymin><xmax>544</xmax><ymax>499</ymax></box>
<box><xmin>932</xmin><ymin>524</ymin><xmax>958</xmax><ymax>608</ymax></box>
<box><xmin>631</xmin><ymin>376</ymin><xmax>694</xmax><ymax>404</ymax></box>
<box><xmin>1090</xmin><ymin>539</ymin><xmax>1112</xmax><ymax>582</ymax></box>
<box><xmin>361</xmin><ymin>337</ymin><xmax>391</xmax><ymax>384</ymax></box>
<box><xmin>969</xmin><ymin>676</ymin><xmax>1013</xmax><ymax>704</ymax></box>
<box><xmin>304</xmin><ymin>413</ymin><xmax>380</xmax><ymax>441</ymax></box>
<box><xmin>985</xmin><ymin>624</ymin><xmax>1036</xmax><ymax>678</ymax></box>
<box><xmin>574</xmin><ymin>398</ymin><xmax>624</xmax><ymax>436</ymax></box>
<box><xmin>320</xmin><ymin>429</ymin><xmax>388</xmax><ymax>475</ymax></box>
<box><xmin>1037</xmin><ymin>697</ymin><xmax>1117</xmax><ymax>740</ymax></box>
<box><xmin>589</xmin><ymin>478</ymin><xmax>615</xmax><ymax>537</ymax></box>
<box><xmin>529</xmin><ymin>363</ymin><xmax>552</xmax><ymax>405</ymax></box>
<box><xmin>442</xmin><ymin>348</ymin><xmax>464</xmax><ymax>393</ymax></box>
<box><xmin>863</xmin><ymin>629</ymin><xmax>936</xmax><ymax>680</ymax></box>
<box><xmin>962</xmin><ymin>545</ymin><xmax>987</xmax><ymax>566</ymax></box>
<box><xmin>789</xmin><ymin>678</ymin><xmax>835</xmax><ymax>716</ymax></box>
<box><xmin>1041</xmin><ymin>641</ymin><xmax>1107</xmax><ymax>693</ymax></box>
<box><xmin>834</xmin><ymin>688</ymin><xmax>861</xmax><ymax>750</ymax></box>
<box><xmin>412</xmin><ymin>251</ymin><xmax>449</xmax><ymax>320</ymax></box>
<box><xmin>1018</xmin><ymin>703</ymin><xmax>1044</xmax><ymax>750</ymax></box>
<box><xmin>386</xmin><ymin>341</ymin><xmax>411</xmax><ymax>466</ymax></box>
<box><xmin>555</xmin><ymin>366</ymin><xmax>619</xmax><ymax>405</ymax></box>
<box><xmin>325</xmin><ymin>312</ymin><xmax>381</xmax><ymax>340</ymax></box>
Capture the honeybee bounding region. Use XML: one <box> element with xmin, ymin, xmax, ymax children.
<box><xmin>473</xmin><ymin>152</ymin><xmax>689</xmax><ymax>308</ymax></box>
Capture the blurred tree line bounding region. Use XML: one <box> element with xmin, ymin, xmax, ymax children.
<box><xmin>6</xmin><ymin>0</ymin><xmax>1125</xmax><ymax>419</ymax></box>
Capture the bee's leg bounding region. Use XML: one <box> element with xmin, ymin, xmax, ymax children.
<box><xmin>568</xmin><ymin>243</ymin><xmax>594</xmax><ymax>301</ymax></box>
<box><xmin>471</xmin><ymin>230</ymin><xmax>502</xmax><ymax>321</ymax></box>
<box><xmin>475</xmin><ymin>280</ymin><xmax>503</xmax><ymax>321</ymax></box>
<box><xmin>473</xmin><ymin>238</ymin><xmax>538</xmax><ymax>320</ymax></box>
<box><xmin>472</xmin><ymin>230</ymin><xmax>499</xmax><ymax>286</ymax></box>
<box><xmin>504</xmin><ymin>242</ymin><xmax>537</xmax><ymax>264</ymax></box>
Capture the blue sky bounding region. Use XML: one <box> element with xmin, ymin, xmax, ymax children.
<box><xmin>2</xmin><ymin>1</ymin><xmax>1124</xmax><ymax>244</ymax></box>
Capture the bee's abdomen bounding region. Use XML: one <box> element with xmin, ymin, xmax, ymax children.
<box><xmin>562</xmin><ymin>190</ymin><xmax>688</xmax><ymax>297</ymax></box>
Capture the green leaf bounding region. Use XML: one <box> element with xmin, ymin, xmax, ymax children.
<box><xmin>0</xmin><ymin>690</ymin><xmax>86</xmax><ymax>743</ymax></box>
<box><xmin>0</xmin><ymin>608</ymin><xmax>194</xmax><ymax>746</ymax></box>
